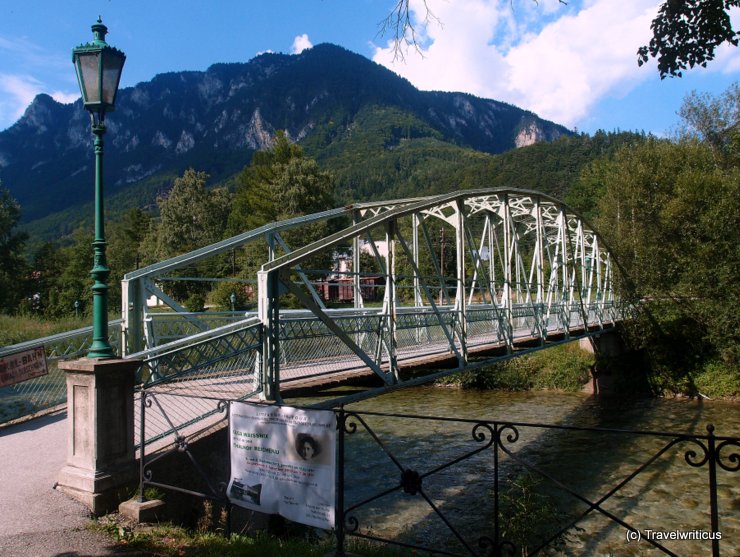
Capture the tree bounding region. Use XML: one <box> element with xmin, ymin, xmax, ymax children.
<box><xmin>108</xmin><ymin>208</ymin><xmax>153</xmax><ymax>311</ymax></box>
<box><xmin>0</xmin><ymin>185</ymin><xmax>29</xmax><ymax>313</ymax></box>
<box><xmin>226</xmin><ymin>131</ymin><xmax>304</xmax><ymax>235</ymax></box>
<box><xmin>42</xmin><ymin>228</ymin><xmax>93</xmax><ymax>318</ymax></box>
<box><xmin>638</xmin><ymin>0</ymin><xmax>739</xmax><ymax>78</ymax></box>
<box><xmin>677</xmin><ymin>82</ymin><xmax>739</xmax><ymax>160</ymax></box>
<box><xmin>154</xmin><ymin>169</ymin><xmax>230</xmax><ymax>258</ymax></box>
<box><xmin>225</xmin><ymin>133</ymin><xmax>338</xmax><ymax>302</ymax></box>
<box><xmin>150</xmin><ymin>169</ymin><xmax>231</xmax><ymax>309</ymax></box>
<box><xmin>228</xmin><ymin>131</ymin><xmax>336</xmax><ymax>250</ymax></box>
<box><xmin>28</xmin><ymin>242</ymin><xmax>64</xmax><ymax>316</ymax></box>
<box><xmin>594</xmin><ymin>137</ymin><xmax>738</xmax><ymax>393</ymax></box>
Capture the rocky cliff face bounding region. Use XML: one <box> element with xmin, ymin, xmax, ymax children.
<box><xmin>0</xmin><ymin>43</ymin><xmax>570</xmax><ymax>223</ymax></box>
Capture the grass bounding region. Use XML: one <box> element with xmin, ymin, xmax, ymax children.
<box><xmin>689</xmin><ymin>360</ymin><xmax>739</xmax><ymax>398</ymax></box>
<box><xmin>93</xmin><ymin>514</ymin><xmax>422</xmax><ymax>557</ymax></box>
<box><xmin>0</xmin><ymin>313</ymin><xmax>88</xmax><ymax>347</ymax></box>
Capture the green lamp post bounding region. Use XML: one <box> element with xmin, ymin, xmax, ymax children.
<box><xmin>72</xmin><ymin>18</ymin><xmax>126</xmax><ymax>358</ymax></box>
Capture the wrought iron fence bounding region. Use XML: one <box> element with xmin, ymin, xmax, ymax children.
<box><xmin>335</xmin><ymin>408</ymin><xmax>737</xmax><ymax>557</ymax></box>
<box><xmin>0</xmin><ymin>320</ymin><xmax>123</xmax><ymax>424</ymax></box>
<box><xmin>132</xmin><ymin>394</ymin><xmax>738</xmax><ymax>557</ymax></box>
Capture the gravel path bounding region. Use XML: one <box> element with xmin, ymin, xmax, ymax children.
<box><xmin>0</xmin><ymin>412</ymin><xmax>143</xmax><ymax>557</ymax></box>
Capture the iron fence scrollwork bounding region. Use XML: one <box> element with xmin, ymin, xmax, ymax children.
<box><xmin>132</xmin><ymin>397</ymin><xmax>737</xmax><ymax>556</ymax></box>
<box><xmin>332</xmin><ymin>409</ymin><xmax>738</xmax><ymax>557</ymax></box>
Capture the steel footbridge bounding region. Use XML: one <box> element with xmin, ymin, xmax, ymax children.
<box><xmin>120</xmin><ymin>188</ymin><xmax>627</xmax><ymax>413</ymax></box>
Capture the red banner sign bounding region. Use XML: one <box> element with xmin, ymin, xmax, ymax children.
<box><xmin>0</xmin><ymin>347</ymin><xmax>48</xmax><ymax>388</ymax></box>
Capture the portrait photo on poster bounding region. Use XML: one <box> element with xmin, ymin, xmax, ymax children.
<box><xmin>291</xmin><ymin>431</ymin><xmax>332</xmax><ymax>465</ymax></box>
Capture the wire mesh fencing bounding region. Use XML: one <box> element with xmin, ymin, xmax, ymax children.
<box><xmin>0</xmin><ymin>320</ymin><xmax>123</xmax><ymax>424</ymax></box>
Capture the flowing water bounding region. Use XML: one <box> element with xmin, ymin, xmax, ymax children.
<box><xmin>338</xmin><ymin>388</ymin><xmax>739</xmax><ymax>556</ymax></box>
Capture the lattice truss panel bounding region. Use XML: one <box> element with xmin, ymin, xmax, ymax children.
<box><xmin>134</xmin><ymin>319</ymin><xmax>262</xmax><ymax>396</ymax></box>
<box><xmin>132</xmin><ymin>319</ymin><xmax>262</xmax><ymax>447</ymax></box>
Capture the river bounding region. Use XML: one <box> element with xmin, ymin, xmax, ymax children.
<box><xmin>336</xmin><ymin>388</ymin><xmax>738</xmax><ymax>556</ymax></box>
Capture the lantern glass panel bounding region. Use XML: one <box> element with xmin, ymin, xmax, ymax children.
<box><xmin>77</xmin><ymin>52</ymin><xmax>101</xmax><ymax>104</ymax></box>
<box><xmin>101</xmin><ymin>52</ymin><xmax>125</xmax><ymax>106</ymax></box>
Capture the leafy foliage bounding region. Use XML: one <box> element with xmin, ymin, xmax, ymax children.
<box><xmin>153</xmin><ymin>169</ymin><xmax>230</xmax><ymax>259</ymax></box>
<box><xmin>142</xmin><ymin>169</ymin><xmax>232</xmax><ymax>306</ymax></box>
<box><xmin>638</xmin><ymin>0</ymin><xmax>739</xmax><ymax>78</ymax></box>
<box><xmin>590</xmin><ymin>111</ymin><xmax>739</xmax><ymax>394</ymax></box>
<box><xmin>678</xmin><ymin>82</ymin><xmax>739</xmax><ymax>159</ymax></box>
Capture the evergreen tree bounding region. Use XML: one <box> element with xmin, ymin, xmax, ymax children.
<box><xmin>155</xmin><ymin>169</ymin><xmax>230</xmax><ymax>258</ymax></box>
<box><xmin>227</xmin><ymin>131</ymin><xmax>337</xmax><ymax>277</ymax></box>
<box><xmin>226</xmin><ymin>130</ymin><xmax>304</xmax><ymax>235</ymax></box>
<box><xmin>148</xmin><ymin>169</ymin><xmax>231</xmax><ymax>310</ymax></box>
<box><xmin>0</xmin><ymin>185</ymin><xmax>29</xmax><ymax>313</ymax></box>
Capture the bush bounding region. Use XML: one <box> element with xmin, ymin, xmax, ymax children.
<box><xmin>184</xmin><ymin>293</ymin><xmax>206</xmax><ymax>312</ymax></box>
<box><xmin>440</xmin><ymin>343</ymin><xmax>594</xmax><ymax>392</ymax></box>
<box><xmin>529</xmin><ymin>344</ymin><xmax>593</xmax><ymax>391</ymax></box>
<box><xmin>209</xmin><ymin>281</ymin><xmax>252</xmax><ymax>311</ymax></box>
<box><xmin>693</xmin><ymin>361</ymin><xmax>740</xmax><ymax>398</ymax></box>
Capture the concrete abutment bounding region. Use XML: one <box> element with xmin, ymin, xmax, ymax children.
<box><xmin>56</xmin><ymin>357</ymin><xmax>141</xmax><ymax>516</ymax></box>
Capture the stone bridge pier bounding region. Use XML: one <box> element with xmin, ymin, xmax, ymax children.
<box><xmin>580</xmin><ymin>330</ymin><xmax>627</xmax><ymax>395</ymax></box>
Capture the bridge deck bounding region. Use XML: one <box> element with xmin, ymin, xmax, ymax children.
<box><xmin>137</xmin><ymin>321</ymin><xmax>613</xmax><ymax>453</ymax></box>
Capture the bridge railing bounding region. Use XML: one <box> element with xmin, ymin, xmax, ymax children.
<box><xmin>129</xmin><ymin>317</ymin><xmax>262</xmax><ymax>448</ymax></box>
<box><xmin>274</xmin><ymin>300</ymin><xmax>620</xmax><ymax>389</ymax></box>
<box><xmin>0</xmin><ymin>320</ymin><xmax>123</xmax><ymax>424</ymax></box>
<box><xmin>144</xmin><ymin>310</ymin><xmax>258</xmax><ymax>347</ymax></box>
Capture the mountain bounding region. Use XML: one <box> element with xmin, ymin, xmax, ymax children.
<box><xmin>0</xmin><ymin>43</ymin><xmax>570</xmax><ymax>233</ymax></box>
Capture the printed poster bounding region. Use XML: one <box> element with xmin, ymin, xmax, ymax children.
<box><xmin>227</xmin><ymin>402</ymin><xmax>336</xmax><ymax>529</ymax></box>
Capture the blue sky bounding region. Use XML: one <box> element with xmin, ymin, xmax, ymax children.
<box><xmin>0</xmin><ymin>0</ymin><xmax>737</xmax><ymax>135</ymax></box>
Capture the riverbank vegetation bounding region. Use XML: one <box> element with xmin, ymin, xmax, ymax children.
<box><xmin>94</xmin><ymin>513</ymin><xmax>417</xmax><ymax>557</ymax></box>
<box><xmin>439</xmin><ymin>343</ymin><xmax>594</xmax><ymax>392</ymax></box>
<box><xmin>583</xmin><ymin>85</ymin><xmax>739</xmax><ymax>399</ymax></box>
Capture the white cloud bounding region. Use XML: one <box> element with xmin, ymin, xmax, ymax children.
<box><xmin>291</xmin><ymin>34</ymin><xmax>313</xmax><ymax>54</ymax></box>
<box><xmin>0</xmin><ymin>35</ymin><xmax>79</xmax><ymax>129</ymax></box>
<box><xmin>372</xmin><ymin>0</ymin><xmax>663</xmax><ymax>128</ymax></box>
<box><xmin>0</xmin><ymin>73</ymin><xmax>78</xmax><ymax>129</ymax></box>
<box><xmin>51</xmin><ymin>90</ymin><xmax>79</xmax><ymax>105</ymax></box>
<box><xmin>0</xmin><ymin>73</ymin><xmax>43</xmax><ymax>126</ymax></box>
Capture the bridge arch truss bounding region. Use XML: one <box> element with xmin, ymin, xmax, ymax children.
<box><xmin>122</xmin><ymin>188</ymin><xmax>625</xmax><ymax>403</ymax></box>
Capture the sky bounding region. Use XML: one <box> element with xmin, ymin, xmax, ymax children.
<box><xmin>0</xmin><ymin>0</ymin><xmax>737</xmax><ymax>135</ymax></box>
